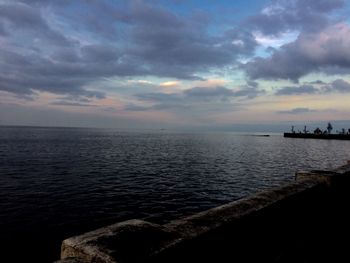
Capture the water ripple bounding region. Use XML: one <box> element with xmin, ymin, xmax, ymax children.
<box><xmin>1</xmin><ymin>127</ymin><xmax>350</xmax><ymax>262</ymax></box>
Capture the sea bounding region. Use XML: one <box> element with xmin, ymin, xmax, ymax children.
<box><xmin>1</xmin><ymin>126</ymin><xmax>350</xmax><ymax>262</ymax></box>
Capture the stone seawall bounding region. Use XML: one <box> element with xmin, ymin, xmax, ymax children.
<box><xmin>57</xmin><ymin>163</ymin><xmax>350</xmax><ymax>263</ymax></box>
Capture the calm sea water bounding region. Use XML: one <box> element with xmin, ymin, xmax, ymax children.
<box><xmin>1</xmin><ymin>126</ymin><xmax>350</xmax><ymax>262</ymax></box>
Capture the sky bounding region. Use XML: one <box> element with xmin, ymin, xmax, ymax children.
<box><xmin>1</xmin><ymin>0</ymin><xmax>350</xmax><ymax>131</ymax></box>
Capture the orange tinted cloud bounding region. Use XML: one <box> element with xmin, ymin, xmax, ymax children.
<box><xmin>159</xmin><ymin>81</ymin><xmax>180</xmax><ymax>87</ymax></box>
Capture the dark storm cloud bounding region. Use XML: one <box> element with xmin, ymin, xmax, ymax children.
<box><xmin>329</xmin><ymin>79</ymin><xmax>350</xmax><ymax>93</ymax></box>
<box><xmin>129</xmin><ymin>91</ymin><xmax>190</xmax><ymax>112</ymax></box>
<box><xmin>243</xmin><ymin>23</ymin><xmax>350</xmax><ymax>81</ymax></box>
<box><xmin>232</xmin><ymin>84</ymin><xmax>266</xmax><ymax>99</ymax></box>
<box><xmin>242</xmin><ymin>49</ymin><xmax>311</xmax><ymax>81</ymax></box>
<box><xmin>50</xmin><ymin>47</ymin><xmax>80</xmax><ymax>63</ymax></box>
<box><xmin>124</xmin><ymin>104</ymin><xmax>150</xmax><ymax>112</ymax></box>
<box><xmin>242</xmin><ymin>0</ymin><xmax>350</xmax><ymax>82</ymax></box>
<box><xmin>135</xmin><ymin>92</ymin><xmax>182</xmax><ymax>103</ymax></box>
<box><xmin>0</xmin><ymin>0</ymin><xmax>259</xmax><ymax>99</ymax></box>
<box><xmin>183</xmin><ymin>85</ymin><xmax>263</xmax><ymax>100</ymax></box>
<box><xmin>246</xmin><ymin>80</ymin><xmax>259</xmax><ymax>88</ymax></box>
<box><xmin>127</xmin><ymin>0</ymin><xmax>184</xmax><ymax>27</ymax></box>
<box><xmin>0</xmin><ymin>42</ymin><xmax>147</xmax><ymax>98</ymax></box>
<box><xmin>49</xmin><ymin>93</ymin><xmax>101</xmax><ymax>107</ymax></box>
<box><xmin>58</xmin><ymin>95</ymin><xmax>103</xmax><ymax>102</ymax></box>
<box><xmin>16</xmin><ymin>0</ymin><xmax>61</xmax><ymax>4</ymax></box>
<box><xmin>0</xmin><ymin>21</ymin><xmax>7</xmax><ymax>35</ymax></box>
<box><xmin>306</xmin><ymin>80</ymin><xmax>326</xmax><ymax>85</ymax></box>
<box><xmin>50</xmin><ymin>101</ymin><xmax>98</xmax><ymax>107</ymax></box>
<box><xmin>184</xmin><ymin>82</ymin><xmax>264</xmax><ymax>100</ymax></box>
<box><xmin>128</xmin><ymin>84</ymin><xmax>264</xmax><ymax>112</ymax></box>
<box><xmin>122</xmin><ymin>2</ymin><xmax>257</xmax><ymax>79</ymax></box>
<box><xmin>277</xmin><ymin>107</ymin><xmax>315</xmax><ymax>114</ymax></box>
<box><xmin>2</xmin><ymin>0</ymin><xmax>349</xmax><ymax>102</ymax></box>
<box><xmin>124</xmin><ymin>102</ymin><xmax>191</xmax><ymax>112</ymax></box>
<box><xmin>0</xmin><ymin>49</ymin><xmax>109</xmax><ymax>99</ymax></box>
<box><xmin>246</xmin><ymin>0</ymin><xmax>344</xmax><ymax>35</ymax></box>
<box><xmin>0</xmin><ymin>2</ymin><xmax>70</xmax><ymax>45</ymax></box>
<box><xmin>80</xmin><ymin>45</ymin><xmax>120</xmax><ymax>63</ymax></box>
<box><xmin>0</xmin><ymin>2</ymin><xmax>97</xmax><ymax>99</ymax></box>
<box><xmin>58</xmin><ymin>0</ymin><xmax>257</xmax><ymax>77</ymax></box>
<box><xmin>275</xmin><ymin>85</ymin><xmax>318</xmax><ymax>95</ymax></box>
<box><xmin>184</xmin><ymin>86</ymin><xmax>234</xmax><ymax>97</ymax></box>
<box><xmin>275</xmin><ymin>79</ymin><xmax>350</xmax><ymax>95</ymax></box>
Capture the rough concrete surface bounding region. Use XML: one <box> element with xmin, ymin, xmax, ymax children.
<box><xmin>57</xmin><ymin>163</ymin><xmax>350</xmax><ymax>263</ymax></box>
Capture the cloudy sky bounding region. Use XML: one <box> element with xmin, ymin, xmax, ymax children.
<box><xmin>1</xmin><ymin>0</ymin><xmax>350</xmax><ymax>130</ymax></box>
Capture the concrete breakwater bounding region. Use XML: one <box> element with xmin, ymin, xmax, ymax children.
<box><xmin>284</xmin><ymin>132</ymin><xmax>350</xmax><ymax>140</ymax></box>
<box><xmin>57</xmin><ymin>162</ymin><xmax>350</xmax><ymax>263</ymax></box>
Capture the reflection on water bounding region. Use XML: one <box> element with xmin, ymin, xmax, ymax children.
<box><xmin>1</xmin><ymin>126</ymin><xmax>350</xmax><ymax>262</ymax></box>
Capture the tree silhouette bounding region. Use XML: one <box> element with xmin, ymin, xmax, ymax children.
<box><xmin>327</xmin><ymin>122</ymin><xmax>333</xmax><ymax>134</ymax></box>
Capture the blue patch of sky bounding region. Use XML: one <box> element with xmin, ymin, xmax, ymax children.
<box><xmin>154</xmin><ymin>0</ymin><xmax>271</xmax><ymax>35</ymax></box>
<box><xmin>344</xmin><ymin>2</ymin><xmax>350</xmax><ymax>24</ymax></box>
<box><xmin>159</xmin><ymin>0</ymin><xmax>269</xmax><ymax>18</ymax></box>
<box><xmin>253</xmin><ymin>30</ymin><xmax>300</xmax><ymax>58</ymax></box>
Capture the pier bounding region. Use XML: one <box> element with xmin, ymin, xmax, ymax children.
<box><xmin>284</xmin><ymin>133</ymin><xmax>350</xmax><ymax>140</ymax></box>
<box><xmin>284</xmin><ymin>123</ymin><xmax>350</xmax><ymax>140</ymax></box>
<box><xmin>56</xmin><ymin>162</ymin><xmax>350</xmax><ymax>263</ymax></box>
